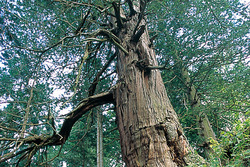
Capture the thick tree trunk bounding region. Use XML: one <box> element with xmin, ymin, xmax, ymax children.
<box><xmin>114</xmin><ymin>12</ymin><xmax>204</xmax><ymax>166</ymax></box>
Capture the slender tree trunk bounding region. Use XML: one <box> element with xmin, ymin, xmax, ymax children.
<box><xmin>97</xmin><ymin>109</ymin><xmax>103</xmax><ymax>167</ymax></box>
<box><xmin>114</xmin><ymin>9</ymin><xmax>204</xmax><ymax>166</ymax></box>
<box><xmin>82</xmin><ymin>148</ymin><xmax>85</xmax><ymax>167</ymax></box>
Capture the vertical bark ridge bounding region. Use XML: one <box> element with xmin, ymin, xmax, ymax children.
<box><xmin>114</xmin><ymin>14</ymin><xmax>192</xmax><ymax>166</ymax></box>
<box><xmin>113</xmin><ymin>4</ymin><xmax>204</xmax><ymax>165</ymax></box>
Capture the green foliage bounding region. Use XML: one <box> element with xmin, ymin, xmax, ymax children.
<box><xmin>209</xmin><ymin>116</ymin><xmax>250</xmax><ymax>167</ymax></box>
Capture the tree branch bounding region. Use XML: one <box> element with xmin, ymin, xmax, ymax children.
<box><xmin>0</xmin><ymin>91</ymin><xmax>115</xmax><ymax>164</ymax></box>
<box><xmin>132</xmin><ymin>0</ymin><xmax>147</xmax><ymax>36</ymax></box>
<box><xmin>54</xmin><ymin>0</ymin><xmax>113</xmax><ymax>15</ymax></box>
<box><xmin>126</xmin><ymin>0</ymin><xmax>136</xmax><ymax>16</ymax></box>
<box><xmin>28</xmin><ymin>91</ymin><xmax>114</xmax><ymax>146</ymax></box>
<box><xmin>88</xmin><ymin>29</ymin><xmax>128</xmax><ymax>54</ymax></box>
<box><xmin>74</xmin><ymin>9</ymin><xmax>91</xmax><ymax>35</ymax></box>
<box><xmin>112</xmin><ymin>2</ymin><xmax>123</xmax><ymax>28</ymax></box>
<box><xmin>0</xmin><ymin>146</ymin><xmax>34</xmax><ymax>164</ymax></box>
<box><xmin>206</xmin><ymin>1</ymin><xmax>226</xmax><ymax>29</ymax></box>
<box><xmin>88</xmin><ymin>53</ymin><xmax>117</xmax><ymax>96</ymax></box>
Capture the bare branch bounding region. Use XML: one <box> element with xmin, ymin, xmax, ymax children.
<box><xmin>112</xmin><ymin>2</ymin><xmax>124</xmax><ymax>28</ymax></box>
<box><xmin>20</xmin><ymin>79</ymin><xmax>36</xmax><ymax>138</ymax></box>
<box><xmin>54</xmin><ymin>0</ymin><xmax>113</xmax><ymax>15</ymax></box>
<box><xmin>126</xmin><ymin>0</ymin><xmax>136</xmax><ymax>16</ymax></box>
<box><xmin>88</xmin><ymin>53</ymin><xmax>117</xmax><ymax>96</ymax></box>
<box><xmin>132</xmin><ymin>0</ymin><xmax>147</xmax><ymax>37</ymax></box>
<box><xmin>21</xmin><ymin>91</ymin><xmax>115</xmax><ymax>147</ymax></box>
<box><xmin>0</xmin><ymin>88</ymin><xmax>115</xmax><ymax>164</ymax></box>
<box><xmin>57</xmin><ymin>91</ymin><xmax>114</xmax><ymax>144</ymax></box>
<box><xmin>206</xmin><ymin>1</ymin><xmax>226</xmax><ymax>29</ymax></box>
<box><xmin>0</xmin><ymin>146</ymin><xmax>34</xmax><ymax>164</ymax></box>
<box><xmin>88</xmin><ymin>29</ymin><xmax>128</xmax><ymax>54</ymax></box>
<box><xmin>74</xmin><ymin>9</ymin><xmax>91</xmax><ymax>35</ymax></box>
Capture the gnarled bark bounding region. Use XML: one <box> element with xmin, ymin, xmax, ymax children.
<box><xmin>113</xmin><ymin>5</ymin><xmax>204</xmax><ymax>166</ymax></box>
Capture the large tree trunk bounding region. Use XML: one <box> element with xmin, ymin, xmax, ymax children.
<box><xmin>114</xmin><ymin>9</ymin><xmax>204</xmax><ymax>166</ymax></box>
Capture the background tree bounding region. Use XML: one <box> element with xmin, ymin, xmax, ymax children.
<box><xmin>147</xmin><ymin>0</ymin><xmax>249</xmax><ymax>158</ymax></box>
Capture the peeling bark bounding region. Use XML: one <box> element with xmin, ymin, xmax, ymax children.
<box><xmin>114</xmin><ymin>10</ymin><xmax>204</xmax><ymax>166</ymax></box>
